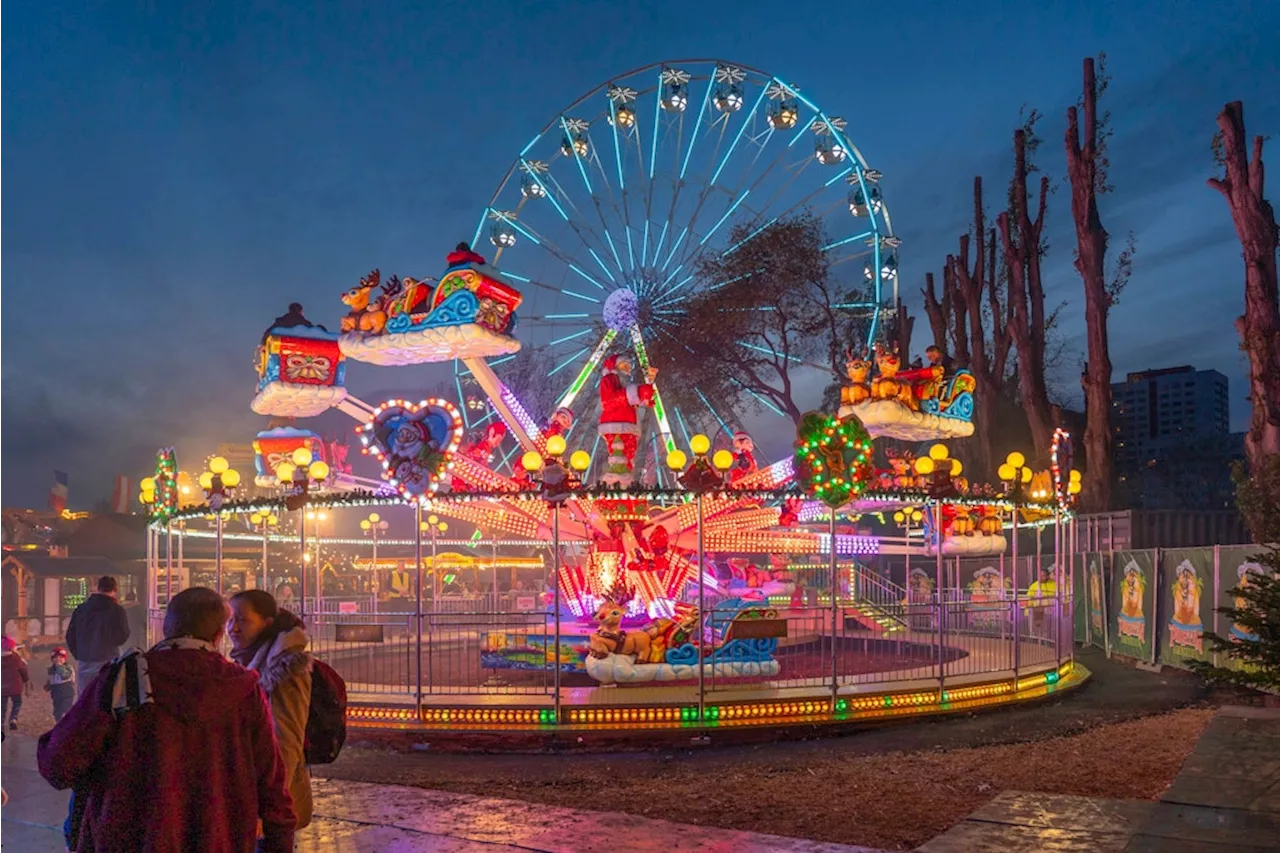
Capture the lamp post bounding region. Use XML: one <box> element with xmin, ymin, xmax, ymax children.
<box><xmin>667</xmin><ymin>434</ymin><xmax>734</xmax><ymax>722</ymax></box>
<box><xmin>275</xmin><ymin>447</ymin><xmax>330</xmax><ymax>617</ymax></box>
<box><xmin>200</xmin><ymin>456</ymin><xmax>241</xmax><ymax>596</ymax></box>
<box><xmin>892</xmin><ymin>506</ymin><xmax>924</xmax><ymax>593</ymax></box>
<box><xmin>914</xmin><ymin>444</ymin><xmax>960</xmax><ymax>692</ymax></box>
<box><xmin>998</xmin><ymin>451</ymin><xmax>1033</xmax><ymax>677</ymax></box>
<box><xmin>521</xmin><ymin>433</ymin><xmax>588</xmax><ymax>725</ymax></box>
<box><xmin>248</xmin><ymin>511</ymin><xmax>279</xmax><ymax>591</ymax></box>
<box><xmin>361</xmin><ymin>512</ymin><xmax>389</xmax><ymax>610</ymax></box>
<box><xmin>306</xmin><ymin>509</ymin><xmax>329</xmax><ymax>601</ymax></box>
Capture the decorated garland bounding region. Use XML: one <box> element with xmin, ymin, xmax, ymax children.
<box><xmin>793</xmin><ymin>411</ymin><xmax>875</xmax><ymax>508</ymax></box>
<box><xmin>148</xmin><ymin>448</ymin><xmax>180</xmax><ymax>522</ymax></box>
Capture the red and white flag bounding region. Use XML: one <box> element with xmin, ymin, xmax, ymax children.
<box><xmin>110</xmin><ymin>475</ymin><xmax>131</xmax><ymax>514</ymax></box>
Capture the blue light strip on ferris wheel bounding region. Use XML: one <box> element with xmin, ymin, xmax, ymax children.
<box><xmin>695</xmin><ymin>387</ymin><xmax>732</xmax><ymax>434</ymax></box>
<box><xmin>709</xmin><ymin>85</ymin><xmax>769</xmax><ymax>187</ymax></box>
<box><xmin>568</xmin><ymin>263</ymin><xmax>606</xmax><ymax>290</ymax></box>
<box><xmin>699</xmin><ymin>190</ymin><xmax>751</xmax><ymax>246</ymax></box>
<box><xmin>787</xmin><ymin>114</ymin><xmax>818</xmax><ymax>148</ymax></box>
<box><xmin>672</xmin><ymin>405</ymin><xmax>694</xmax><ymax>446</ymax></box>
<box><xmin>722</xmin><ymin>216</ymin><xmax>777</xmax><ymax>257</ymax></box>
<box><xmin>589</xmin><ymin>248</ymin><xmax>617</xmax><ymax>283</ymax></box>
<box><xmin>604</xmin><ymin>231</ymin><xmax>624</xmax><ymax>275</ymax></box>
<box><xmin>625</xmin><ymin>227</ymin><xmax>636</xmax><ymax>272</ymax></box>
<box><xmin>641</xmin><ymin>221</ymin><xmax>650</xmax><ymax>267</ymax></box>
<box><xmin>607</xmin><ymin>101</ymin><xmax>627</xmax><ymax>191</ymax></box>
<box><xmin>562</xmin><ymin>289</ymin><xmax>601</xmax><ymax>304</ymax></box>
<box><xmin>550</xmin><ymin>328</ymin><xmax>594</xmax><ymax>346</ymax></box>
<box><xmin>729</xmin><ymin>377</ymin><xmax>787</xmax><ymax>418</ymax></box>
<box><xmin>549</xmin><ymin>346</ymin><xmax>591</xmax><ymax>376</ymax></box>
<box><xmin>821</xmin><ymin>231</ymin><xmax>874</xmax><ymax>252</ymax></box>
<box><xmin>489</xmin><ymin>354</ymin><xmax>517</xmax><ymax>366</ymax></box>
<box><xmin>680</xmin><ymin>75</ymin><xmax>715</xmax><ymax>180</ymax></box>
<box><xmin>652</xmin><ymin>220</ymin><xmax>669</xmax><ymax>265</ymax></box>
<box><xmin>648</xmin><ymin>72</ymin><xmax>663</xmax><ymax>180</ymax></box>
<box><xmin>825</xmin><ymin>166</ymin><xmax>854</xmax><ymax>187</ymax></box>
<box><xmin>660</xmin><ymin>226</ymin><xmax>688</xmax><ymax>273</ymax></box>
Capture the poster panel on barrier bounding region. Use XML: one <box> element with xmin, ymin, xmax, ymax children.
<box><xmin>1072</xmin><ymin>554</ymin><xmax>1088</xmax><ymax>643</ymax></box>
<box><xmin>1110</xmin><ymin>550</ymin><xmax>1155</xmax><ymax>661</ymax></box>
<box><xmin>963</xmin><ymin>559</ymin><xmax>1009</xmax><ymax>628</ymax></box>
<box><xmin>1157</xmin><ymin>548</ymin><xmax>1214</xmax><ymax>666</ymax></box>
<box><xmin>1084</xmin><ymin>553</ymin><xmax>1108</xmax><ymax>651</ymax></box>
<box><xmin>1217</xmin><ymin>545</ymin><xmax>1267</xmax><ymax>670</ymax></box>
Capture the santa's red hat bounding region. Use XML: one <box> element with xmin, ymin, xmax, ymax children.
<box><xmin>603</xmin><ymin>354</ymin><xmax>630</xmax><ymax>372</ymax></box>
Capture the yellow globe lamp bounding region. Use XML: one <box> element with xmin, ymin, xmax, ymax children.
<box><xmin>689</xmin><ymin>434</ymin><xmax>711</xmax><ymax>456</ymax></box>
<box><xmin>221</xmin><ymin>469</ymin><xmax>241</xmax><ymax>488</ymax></box>
<box><xmin>360</xmin><ymin>519</ymin><xmax>371</xmax><ymax>531</ymax></box>
<box><xmin>308</xmin><ymin>460</ymin><xmax>329</xmax><ymax>481</ymax></box>
<box><xmin>521</xmin><ymin>450</ymin><xmax>543</xmax><ymax>473</ymax></box>
<box><xmin>368</xmin><ymin>512</ymin><xmax>380</xmax><ymax>524</ymax></box>
<box><xmin>711</xmin><ymin>449</ymin><xmax>734</xmax><ymax>472</ymax></box>
<box><xmin>1021</xmin><ymin>466</ymin><xmax>1033</xmax><ymax>484</ymax></box>
<box><xmin>251</xmin><ymin>512</ymin><xmax>264</xmax><ymax>525</ymax></box>
<box><xmin>1070</xmin><ymin>469</ymin><xmax>1082</xmax><ymax>483</ymax></box>
<box><xmin>545</xmin><ymin>435</ymin><xmax>567</xmax><ymax>458</ymax></box>
<box><xmin>427</xmin><ymin>514</ymin><xmax>439</xmax><ymax>526</ymax></box>
<box><xmin>909</xmin><ymin>507</ymin><xmax>923</xmax><ymax>522</ymax></box>
<box><xmin>267</xmin><ymin>514</ymin><xmax>277</xmax><ymax>525</ymax></box>
<box><xmin>292</xmin><ymin>447</ymin><xmax>314</xmax><ymax>467</ymax></box>
<box><xmin>209</xmin><ymin>456</ymin><xmax>229</xmax><ymax>475</ymax></box>
<box><xmin>997</xmin><ymin>463</ymin><xmax>1016</xmax><ymax>481</ymax></box>
<box><xmin>928</xmin><ymin>443</ymin><xmax>949</xmax><ymax>461</ymax></box>
<box><xmin>893</xmin><ymin>510</ymin><xmax>905</xmax><ymax>524</ymax></box>
<box><xmin>1006</xmin><ymin>451</ymin><xmax>1025</xmax><ymax>469</ymax></box>
<box><xmin>569</xmin><ymin>450</ymin><xmax>591</xmax><ymax>472</ymax></box>
<box><xmin>140</xmin><ymin>477</ymin><xmax>156</xmax><ymax>492</ymax></box>
<box><xmin>666</xmin><ymin>449</ymin><xmax>688</xmax><ymax>471</ymax></box>
<box><xmin>914</xmin><ymin>457</ymin><xmax>935</xmax><ymax>475</ymax></box>
<box><xmin>1069</xmin><ymin>480</ymin><xmax>1082</xmax><ymax>495</ymax></box>
<box><xmin>275</xmin><ymin>462</ymin><xmax>296</xmax><ymax>483</ymax></box>
<box><xmin>437</xmin><ymin>522</ymin><xmax>448</xmax><ymax>534</ymax></box>
<box><xmin>950</xmin><ymin>459</ymin><xmax>963</xmax><ymax>476</ymax></box>
<box><xmin>139</xmin><ymin>491</ymin><xmax>154</xmax><ymax>505</ymax></box>
<box><xmin>198</xmin><ymin>471</ymin><xmax>214</xmax><ymax>491</ymax></box>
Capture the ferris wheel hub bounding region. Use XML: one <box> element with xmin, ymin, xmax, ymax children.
<box><xmin>602</xmin><ymin>287</ymin><xmax>641</xmax><ymax>332</ymax></box>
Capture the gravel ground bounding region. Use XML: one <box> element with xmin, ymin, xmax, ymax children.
<box><xmin>322</xmin><ymin>648</ymin><xmax>1223</xmax><ymax>850</ymax></box>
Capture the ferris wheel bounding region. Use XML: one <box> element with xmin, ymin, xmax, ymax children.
<box><xmin>456</xmin><ymin>59</ymin><xmax>898</xmax><ymax>478</ymax></box>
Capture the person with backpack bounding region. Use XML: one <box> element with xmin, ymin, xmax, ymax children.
<box><xmin>227</xmin><ymin>590</ymin><xmax>316</xmax><ymax>829</ymax></box>
<box><xmin>39</xmin><ymin>587</ymin><xmax>296</xmax><ymax>852</ymax></box>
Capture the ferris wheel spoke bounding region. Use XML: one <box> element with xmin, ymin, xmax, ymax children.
<box><xmin>548</xmin><ymin>345</ymin><xmax>591</xmax><ymax>377</ymax></box>
<box><xmin>695</xmin><ymin>386</ymin><xmax>733</xmax><ymax>434</ymax></box>
<box><xmin>707</xmin><ymin>86</ymin><xmax>769</xmax><ymax>189</ymax></box>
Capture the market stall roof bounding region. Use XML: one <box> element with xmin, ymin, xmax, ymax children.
<box><xmin>2</xmin><ymin>555</ymin><xmax>120</xmax><ymax>579</ymax></box>
<box><xmin>57</xmin><ymin>514</ymin><xmax>148</xmax><ymax>560</ymax></box>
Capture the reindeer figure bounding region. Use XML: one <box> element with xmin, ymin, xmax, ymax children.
<box><xmin>841</xmin><ymin>347</ymin><xmax>872</xmax><ymax>407</ymax></box>
<box><xmin>870</xmin><ymin>344</ymin><xmax>917</xmax><ymax>409</ymax></box>
<box><xmin>340</xmin><ymin>269</ymin><xmax>387</xmax><ymax>334</ymax></box>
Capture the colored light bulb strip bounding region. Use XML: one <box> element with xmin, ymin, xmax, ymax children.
<box><xmin>628</xmin><ymin>326</ymin><xmax>677</xmax><ymax>453</ymax></box>
<box><xmin>556</xmin><ymin>329</ymin><xmax>617</xmax><ymax>412</ymax></box>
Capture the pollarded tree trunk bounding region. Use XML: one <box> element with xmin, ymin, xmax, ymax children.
<box><xmin>1066</xmin><ymin>57</ymin><xmax>1115</xmax><ymax>512</ymax></box>
<box><xmin>998</xmin><ymin>130</ymin><xmax>1056</xmax><ymax>457</ymax></box>
<box><xmin>948</xmin><ymin>176</ymin><xmax>1012</xmax><ymax>480</ymax></box>
<box><xmin>1208</xmin><ymin>102</ymin><xmax>1280</xmax><ymax>472</ymax></box>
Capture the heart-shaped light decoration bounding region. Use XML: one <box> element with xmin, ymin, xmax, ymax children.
<box><xmin>357</xmin><ymin>397</ymin><xmax>464</xmax><ymax>501</ymax></box>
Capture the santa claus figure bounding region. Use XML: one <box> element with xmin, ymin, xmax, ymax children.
<box><xmin>544</xmin><ymin>406</ymin><xmax>574</xmax><ymax>439</ymax></box>
<box><xmin>598</xmin><ymin>354</ymin><xmax>657</xmax><ymax>486</ymax></box>
<box><xmin>453</xmin><ymin>422</ymin><xmax>507</xmax><ymax>491</ymax></box>
<box><xmin>730</xmin><ymin>430</ymin><xmax>758</xmax><ymax>483</ymax></box>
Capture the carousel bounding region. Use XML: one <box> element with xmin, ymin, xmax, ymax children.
<box><xmin>142</xmin><ymin>59</ymin><xmax>1086</xmax><ymax>735</ymax></box>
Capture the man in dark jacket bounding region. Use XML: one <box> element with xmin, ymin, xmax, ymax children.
<box><xmin>39</xmin><ymin>587</ymin><xmax>297</xmax><ymax>852</ymax></box>
<box><xmin>66</xmin><ymin>576</ymin><xmax>130</xmax><ymax>696</ymax></box>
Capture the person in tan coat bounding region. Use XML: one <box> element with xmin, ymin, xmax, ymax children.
<box><xmin>227</xmin><ymin>590</ymin><xmax>313</xmax><ymax>829</ymax></box>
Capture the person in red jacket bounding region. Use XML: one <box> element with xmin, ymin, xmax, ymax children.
<box><xmin>2</xmin><ymin>635</ymin><xmax>31</xmax><ymax>735</ymax></box>
<box><xmin>38</xmin><ymin>587</ymin><xmax>296</xmax><ymax>853</ymax></box>
<box><xmin>597</xmin><ymin>354</ymin><xmax>657</xmax><ymax>486</ymax></box>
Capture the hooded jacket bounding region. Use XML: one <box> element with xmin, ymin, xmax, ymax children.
<box><xmin>65</xmin><ymin>594</ymin><xmax>131</xmax><ymax>663</ymax></box>
<box><xmin>37</xmin><ymin>643</ymin><xmax>296</xmax><ymax>852</ymax></box>
<box><xmin>245</xmin><ymin>625</ymin><xmax>313</xmax><ymax>828</ymax></box>
<box><xmin>1</xmin><ymin>638</ymin><xmax>29</xmax><ymax>696</ymax></box>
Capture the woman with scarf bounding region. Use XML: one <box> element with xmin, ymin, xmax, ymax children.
<box><xmin>227</xmin><ymin>590</ymin><xmax>313</xmax><ymax>830</ymax></box>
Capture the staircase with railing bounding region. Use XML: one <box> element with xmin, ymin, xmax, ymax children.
<box><xmin>844</xmin><ymin>566</ymin><xmax>909</xmax><ymax>633</ymax></box>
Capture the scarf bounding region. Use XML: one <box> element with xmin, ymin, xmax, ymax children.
<box><xmin>104</xmin><ymin>637</ymin><xmax>217</xmax><ymax>717</ymax></box>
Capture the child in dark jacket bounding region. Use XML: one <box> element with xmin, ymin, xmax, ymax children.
<box><xmin>2</xmin><ymin>635</ymin><xmax>31</xmax><ymax>735</ymax></box>
<box><xmin>45</xmin><ymin>646</ymin><xmax>76</xmax><ymax>721</ymax></box>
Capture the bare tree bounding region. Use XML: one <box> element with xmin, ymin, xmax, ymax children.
<box><xmin>1208</xmin><ymin>101</ymin><xmax>1280</xmax><ymax>471</ymax></box>
<box><xmin>1066</xmin><ymin>54</ymin><xmax>1135</xmax><ymax>512</ymax></box>
<box><xmin>998</xmin><ymin>122</ymin><xmax>1056</xmax><ymax>456</ymax></box>
<box><xmin>946</xmin><ymin>177</ymin><xmax>1014</xmax><ymax>478</ymax></box>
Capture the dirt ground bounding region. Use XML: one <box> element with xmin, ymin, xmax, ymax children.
<box><xmin>322</xmin><ymin>648</ymin><xmax>1223</xmax><ymax>850</ymax></box>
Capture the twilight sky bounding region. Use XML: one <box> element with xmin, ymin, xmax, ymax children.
<box><xmin>3</xmin><ymin>0</ymin><xmax>1277</xmax><ymax>508</ymax></box>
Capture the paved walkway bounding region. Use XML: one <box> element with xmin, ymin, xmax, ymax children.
<box><xmin>921</xmin><ymin>705</ymin><xmax>1280</xmax><ymax>852</ymax></box>
<box><xmin>1</xmin><ymin>732</ymin><xmax>880</xmax><ymax>852</ymax></box>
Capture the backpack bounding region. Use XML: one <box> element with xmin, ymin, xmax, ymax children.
<box><xmin>304</xmin><ymin>659</ymin><xmax>347</xmax><ymax>764</ymax></box>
